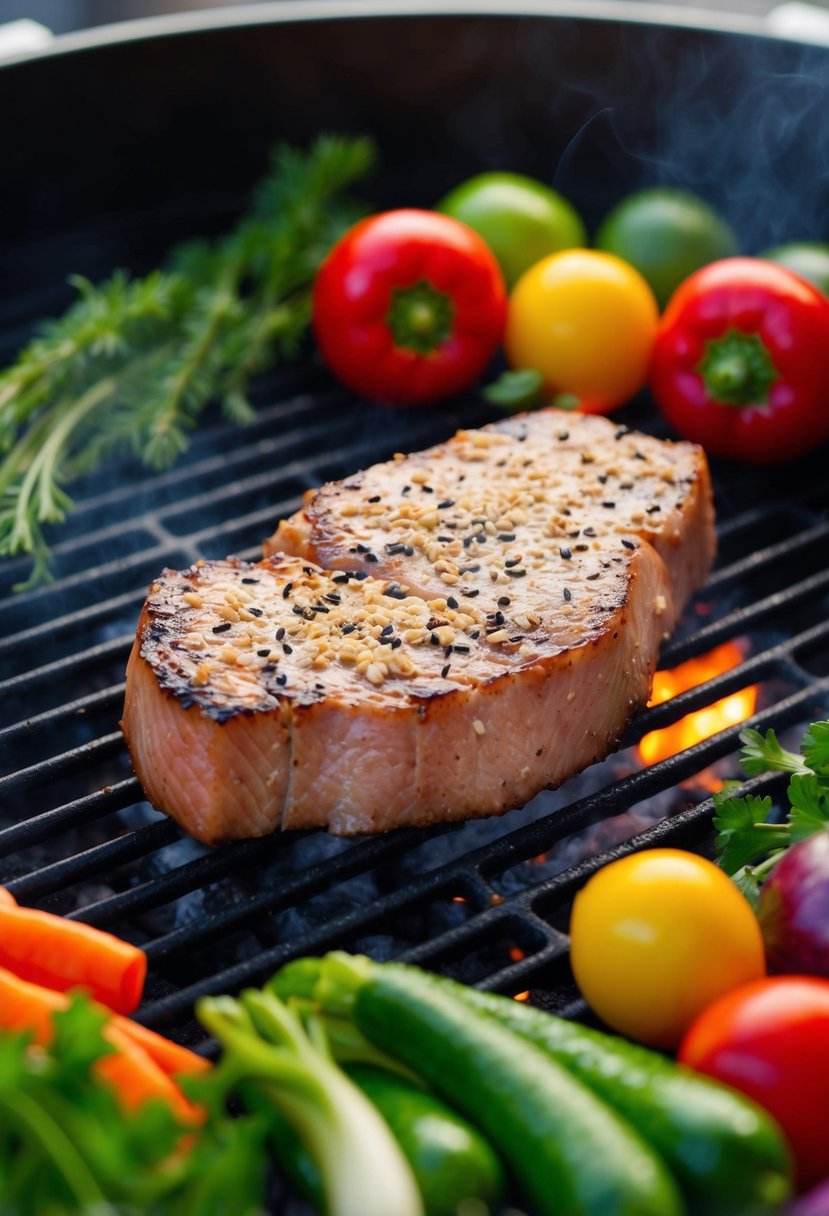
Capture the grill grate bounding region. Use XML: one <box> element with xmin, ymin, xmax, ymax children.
<box><xmin>3</xmin><ymin>353</ymin><xmax>829</xmax><ymax>1056</ymax></box>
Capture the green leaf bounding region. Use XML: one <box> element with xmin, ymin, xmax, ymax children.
<box><xmin>484</xmin><ymin>368</ymin><xmax>544</xmax><ymax>410</ymax></box>
<box><xmin>49</xmin><ymin>993</ymin><xmax>115</xmax><ymax>1079</ymax></box>
<box><xmin>738</xmin><ymin>727</ymin><xmax>806</xmax><ymax>777</ymax></box>
<box><xmin>801</xmin><ymin>720</ymin><xmax>829</xmax><ymax>777</ymax></box>
<box><xmin>712</xmin><ymin>791</ymin><xmax>790</xmax><ymax>874</ymax></box>
<box><xmin>787</xmin><ymin>771</ymin><xmax>829</xmax><ymax>840</ymax></box>
<box><xmin>730</xmin><ymin>864</ymin><xmax>763</xmax><ymax>909</ymax></box>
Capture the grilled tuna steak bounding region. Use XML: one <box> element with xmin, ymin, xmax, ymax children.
<box><xmin>123</xmin><ymin>409</ymin><xmax>715</xmax><ymax>842</ymax></box>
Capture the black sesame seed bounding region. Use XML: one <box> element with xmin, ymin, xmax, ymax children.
<box><xmin>368</xmin><ymin>495</ymin><xmax>381</xmax><ymax>503</ymax></box>
<box><xmin>505</xmin><ymin>558</ymin><xmax>522</xmax><ymax>568</ymax></box>
<box><xmin>453</xmin><ymin>644</ymin><xmax>470</xmax><ymax>653</ymax></box>
<box><xmin>212</xmin><ymin>622</ymin><xmax>232</xmax><ymax>634</ymax></box>
<box><xmin>302</xmin><ymin>566</ymin><xmax>315</xmax><ymax>576</ymax></box>
<box><xmin>463</xmin><ymin>536</ymin><xmax>475</xmax><ymax>549</ymax></box>
<box><xmin>561</xmin><ymin>507</ymin><xmax>572</xmax><ymax>517</ymax></box>
<box><xmin>332</xmin><ymin>573</ymin><xmax>349</xmax><ymax>584</ymax></box>
<box><xmin>391</xmin><ymin>638</ymin><xmax>402</xmax><ymax>650</ymax></box>
<box><xmin>262</xmin><ymin>663</ymin><xmax>277</xmax><ymax>673</ymax></box>
<box><xmin>276</xmin><ymin>674</ymin><xmax>288</xmax><ymax>686</ymax></box>
<box><xmin>634</xmin><ymin>450</ymin><xmax>647</xmax><ymax>461</ymax></box>
<box><xmin>557</xmin><ymin>430</ymin><xmax>569</xmax><ymax>441</ymax></box>
<box><xmin>584</xmin><ymin>527</ymin><xmax>597</xmax><ymax>537</ymax></box>
<box><xmin>498</xmin><ymin>533</ymin><xmax>516</xmax><ymax>542</ymax></box>
<box><xmin>459</xmin><ymin>565</ymin><xmax>480</xmax><ymax>575</ymax></box>
<box><xmin>560</xmin><ymin>547</ymin><xmax>572</xmax><ymax>560</ymax></box>
<box><xmin>241</xmin><ymin>577</ymin><xmax>260</xmax><ymax>585</ymax></box>
<box><xmin>575</xmin><ymin>544</ymin><xmax>589</xmax><ymax>552</ymax></box>
<box><xmin>324</xmin><ymin>594</ymin><xmax>341</xmax><ymax>605</ymax></box>
<box><xmin>444</xmin><ymin>645</ymin><xmax>453</xmax><ymax>658</ymax></box>
<box><xmin>421</xmin><ymin>485</ymin><xmax>434</xmax><ymax>494</ymax></box>
<box><xmin>470</xmin><ymin>630</ymin><xmax>480</xmax><ymax>639</ymax></box>
<box><xmin>365</xmin><ymin>553</ymin><xmax>379</xmax><ymax>563</ymax></box>
<box><xmin>249</xmin><ymin>607</ymin><xmax>263</xmax><ymax>617</ymax></box>
<box><xmin>381</xmin><ymin>624</ymin><xmax>394</xmax><ymax>637</ymax></box>
<box><xmin>646</xmin><ymin>505</ymin><xmax>661</xmax><ymax>514</ymax></box>
<box><xmin>430</xmin><ymin>633</ymin><xmax>439</xmax><ymax>646</ymax></box>
<box><xmin>437</xmin><ymin>499</ymin><xmax>455</xmax><ymax>509</ymax></box>
<box><xmin>441</xmin><ymin>663</ymin><xmax>451</xmax><ymax>678</ymax></box>
<box><xmin>615</xmin><ymin>427</ymin><xmax>629</xmax><ymax>440</ymax></box>
<box><xmin>447</xmin><ymin>596</ymin><xmax>459</xmax><ymax>610</ymax></box>
<box><xmin>598</xmin><ymin>474</ymin><xmax>608</xmax><ymax>485</ymax></box>
<box><xmin>461</xmin><ymin>588</ymin><xmax>480</xmax><ymax>598</ymax></box>
<box><xmin>494</xmin><ymin>611</ymin><xmax>505</xmax><ymax>625</ymax></box>
<box><xmin>345</xmin><ymin>482</ymin><xmax>361</xmax><ymax>490</ymax></box>
<box><xmin>619</xmin><ymin>482</ymin><xmax>634</xmax><ymax>491</ymax></box>
<box><xmin>385</xmin><ymin>586</ymin><xmax>407</xmax><ymax>600</ymax></box>
<box><xmin>276</xmin><ymin>627</ymin><xmax>286</xmax><ymax>641</ymax></box>
<box><xmin>497</xmin><ymin>596</ymin><xmax>511</xmax><ymax>607</ymax></box>
<box><xmin>314</xmin><ymin>603</ymin><xmax>330</xmax><ymax>613</ymax></box>
<box><xmin>283</xmin><ymin>643</ymin><xmax>293</xmax><ymax>654</ymax></box>
<box><xmin>601</xmin><ymin>501</ymin><xmax>616</xmax><ymax>509</ymax></box>
<box><xmin>564</xmin><ymin>588</ymin><xmax>572</xmax><ymax>602</ymax></box>
<box><xmin>341</xmin><ymin>624</ymin><xmax>357</xmax><ymax>635</ymax></box>
<box><xmin>386</xmin><ymin>543</ymin><xmax>406</xmax><ymax>555</ymax></box>
<box><xmin>282</xmin><ymin>582</ymin><xmax>293</xmax><ymax>599</ymax></box>
<box><xmin>438</xmin><ymin>535</ymin><xmax>454</xmax><ymax>543</ymax></box>
<box><xmin>356</xmin><ymin>544</ymin><xmax>370</xmax><ymax>553</ymax></box>
<box><xmin>586</xmin><ymin>572</ymin><xmax>600</xmax><ymax>580</ymax></box>
<box><xmin>506</xmin><ymin>569</ymin><xmax>527</xmax><ymax>578</ymax></box>
<box><xmin>402</xmin><ymin>484</ymin><xmax>411</xmax><ymax>494</ymax></box>
<box><xmin>353</xmin><ymin>571</ymin><xmax>369</xmax><ymax>581</ymax></box>
<box><xmin>379</xmin><ymin>636</ymin><xmax>393</xmax><ymax>646</ymax></box>
<box><xmin>621</xmin><ymin>538</ymin><xmax>636</xmax><ymax>550</ymax></box>
<box><xmin>257</xmin><ymin>648</ymin><xmax>271</xmax><ymax>657</ymax></box>
<box><xmin>509</xmin><ymin>635</ymin><xmax>524</xmax><ymax>643</ymax></box>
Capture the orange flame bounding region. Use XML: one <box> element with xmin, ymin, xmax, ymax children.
<box><xmin>637</xmin><ymin>640</ymin><xmax>758</xmax><ymax>791</ymax></box>
<box><xmin>514</xmin><ymin>991</ymin><xmax>530</xmax><ymax>1002</ymax></box>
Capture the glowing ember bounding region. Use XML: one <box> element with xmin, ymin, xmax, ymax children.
<box><xmin>509</xmin><ymin>946</ymin><xmax>526</xmax><ymax>962</ymax></box>
<box><xmin>637</xmin><ymin>640</ymin><xmax>758</xmax><ymax>791</ymax></box>
<box><xmin>513</xmin><ymin>991</ymin><xmax>530</xmax><ymax>1002</ymax></box>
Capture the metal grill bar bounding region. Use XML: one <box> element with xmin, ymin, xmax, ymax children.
<box><xmin>1</xmin><ymin>367</ymin><xmax>828</xmax><ymax>1048</ymax></box>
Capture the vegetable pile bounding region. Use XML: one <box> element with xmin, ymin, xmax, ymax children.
<box><xmin>6</xmin><ymin>136</ymin><xmax>829</xmax><ymax>585</ymax></box>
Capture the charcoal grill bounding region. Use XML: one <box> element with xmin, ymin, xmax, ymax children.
<box><xmin>3</xmin><ymin>3</ymin><xmax>829</xmax><ymax>1207</ymax></box>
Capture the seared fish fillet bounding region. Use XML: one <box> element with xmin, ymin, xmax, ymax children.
<box><xmin>122</xmin><ymin>409</ymin><xmax>715</xmax><ymax>842</ymax></box>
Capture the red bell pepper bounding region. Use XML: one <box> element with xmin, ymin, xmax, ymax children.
<box><xmin>649</xmin><ymin>257</ymin><xmax>829</xmax><ymax>463</ymax></box>
<box><xmin>312</xmin><ymin>209</ymin><xmax>506</xmax><ymax>406</ymax></box>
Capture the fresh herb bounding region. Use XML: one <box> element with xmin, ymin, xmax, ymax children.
<box><xmin>0</xmin><ymin>135</ymin><xmax>375</xmax><ymax>588</ymax></box>
<box><xmin>0</xmin><ymin>992</ymin><xmax>267</xmax><ymax>1215</ymax></box>
<box><xmin>713</xmin><ymin>722</ymin><xmax>829</xmax><ymax>905</ymax></box>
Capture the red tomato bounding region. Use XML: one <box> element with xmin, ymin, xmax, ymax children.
<box><xmin>312</xmin><ymin>209</ymin><xmax>506</xmax><ymax>406</ymax></box>
<box><xmin>679</xmin><ymin>976</ymin><xmax>829</xmax><ymax>1190</ymax></box>
<box><xmin>649</xmin><ymin>257</ymin><xmax>829</xmax><ymax>463</ymax></box>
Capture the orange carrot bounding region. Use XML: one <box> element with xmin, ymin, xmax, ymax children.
<box><xmin>0</xmin><ymin>968</ymin><xmax>202</xmax><ymax>1124</ymax></box>
<box><xmin>114</xmin><ymin>1017</ymin><xmax>211</xmax><ymax>1077</ymax></box>
<box><xmin>0</xmin><ymin>900</ymin><xmax>146</xmax><ymax>1014</ymax></box>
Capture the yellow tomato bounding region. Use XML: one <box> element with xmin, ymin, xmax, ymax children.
<box><xmin>569</xmin><ymin>849</ymin><xmax>766</xmax><ymax>1049</ymax></box>
<box><xmin>504</xmin><ymin>249</ymin><xmax>659</xmax><ymax>412</ymax></box>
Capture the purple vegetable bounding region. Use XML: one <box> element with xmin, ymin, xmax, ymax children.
<box><xmin>758</xmin><ymin>832</ymin><xmax>829</xmax><ymax>976</ymax></box>
<box><xmin>789</xmin><ymin>1177</ymin><xmax>829</xmax><ymax>1216</ymax></box>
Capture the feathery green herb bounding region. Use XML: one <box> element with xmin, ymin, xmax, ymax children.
<box><xmin>0</xmin><ymin>135</ymin><xmax>375</xmax><ymax>588</ymax></box>
<box><xmin>714</xmin><ymin>721</ymin><xmax>829</xmax><ymax>904</ymax></box>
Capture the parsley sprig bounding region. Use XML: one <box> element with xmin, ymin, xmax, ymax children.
<box><xmin>0</xmin><ymin>135</ymin><xmax>375</xmax><ymax>589</ymax></box>
<box><xmin>714</xmin><ymin>721</ymin><xmax>829</xmax><ymax>904</ymax></box>
<box><xmin>0</xmin><ymin>994</ymin><xmax>268</xmax><ymax>1215</ymax></box>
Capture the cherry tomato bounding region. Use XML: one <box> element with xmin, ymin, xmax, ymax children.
<box><xmin>504</xmin><ymin>249</ymin><xmax>658</xmax><ymax>413</ymax></box>
<box><xmin>649</xmin><ymin>257</ymin><xmax>829</xmax><ymax>463</ymax></box>
<box><xmin>312</xmin><ymin>209</ymin><xmax>506</xmax><ymax>407</ymax></box>
<box><xmin>569</xmin><ymin>849</ymin><xmax>766</xmax><ymax>1049</ymax></box>
<box><xmin>437</xmin><ymin>171</ymin><xmax>586</xmax><ymax>288</ymax></box>
<box><xmin>680</xmin><ymin>977</ymin><xmax>829</xmax><ymax>1191</ymax></box>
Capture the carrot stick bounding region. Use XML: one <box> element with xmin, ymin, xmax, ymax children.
<box><xmin>0</xmin><ymin>901</ymin><xmax>146</xmax><ymax>1014</ymax></box>
<box><xmin>113</xmin><ymin>1017</ymin><xmax>211</xmax><ymax>1077</ymax></box>
<box><xmin>0</xmin><ymin>968</ymin><xmax>202</xmax><ymax>1124</ymax></box>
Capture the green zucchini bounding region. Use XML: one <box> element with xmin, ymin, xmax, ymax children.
<box><xmin>341</xmin><ymin>960</ymin><xmax>683</xmax><ymax>1216</ymax></box>
<box><xmin>446</xmin><ymin>982</ymin><xmax>792</xmax><ymax>1216</ymax></box>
